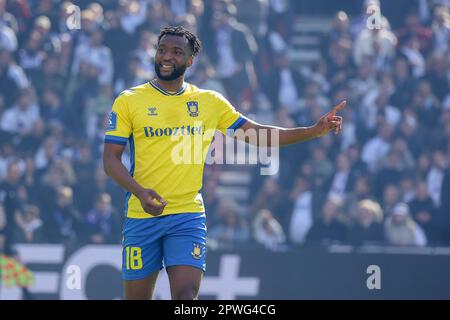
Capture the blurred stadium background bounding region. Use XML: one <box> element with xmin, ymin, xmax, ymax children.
<box><xmin>0</xmin><ymin>0</ymin><xmax>450</xmax><ymax>299</ymax></box>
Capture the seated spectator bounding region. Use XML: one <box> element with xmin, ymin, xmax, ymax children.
<box><xmin>0</xmin><ymin>88</ymin><xmax>40</xmax><ymax>136</ymax></box>
<box><xmin>353</xmin><ymin>17</ymin><xmax>397</xmax><ymax>70</ymax></box>
<box><xmin>288</xmin><ymin>175</ymin><xmax>313</xmax><ymax>245</ymax></box>
<box><xmin>43</xmin><ymin>186</ymin><xmax>83</xmax><ymax>245</ymax></box>
<box><xmin>71</xmin><ymin>28</ymin><xmax>113</xmax><ymax>85</ymax></box>
<box><xmin>440</xmin><ymin>167</ymin><xmax>450</xmax><ymax>244</ymax></box>
<box><xmin>396</xmin><ymin>11</ymin><xmax>432</xmax><ymax>54</ymax></box>
<box><xmin>399</xmin><ymin>34</ymin><xmax>426</xmax><ymax>78</ymax></box>
<box><xmin>423</xmin><ymin>51</ymin><xmax>449</xmax><ymax>101</ymax></box>
<box><xmin>408</xmin><ymin>181</ymin><xmax>440</xmax><ymax>244</ymax></box>
<box><xmin>305</xmin><ymin>196</ymin><xmax>347</xmax><ymax>245</ymax></box>
<box><xmin>384</xmin><ymin>203</ymin><xmax>427</xmax><ymax>247</ymax></box>
<box><xmin>347</xmin><ymin>199</ymin><xmax>384</xmax><ymax>246</ymax></box>
<box><xmin>15</xmin><ymin>205</ymin><xmax>45</xmax><ymax>243</ymax></box>
<box><xmin>381</xmin><ymin>184</ymin><xmax>401</xmax><ymax>216</ymax></box>
<box><xmin>320</xmin><ymin>11</ymin><xmax>351</xmax><ymax>57</ymax></box>
<box><xmin>361</xmin><ymin>122</ymin><xmax>394</xmax><ymax>172</ymax></box>
<box><xmin>431</xmin><ymin>4</ymin><xmax>450</xmax><ymax>52</ymax></box>
<box><xmin>326</xmin><ymin>153</ymin><xmax>356</xmax><ymax>201</ymax></box>
<box><xmin>85</xmin><ymin>193</ymin><xmax>120</xmax><ymax>244</ymax></box>
<box><xmin>252</xmin><ymin>209</ymin><xmax>286</xmax><ymax>250</ymax></box>
<box><xmin>208</xmin><ymin>206</ymin><xmax>250</xmax><ymax>249</ymax></box>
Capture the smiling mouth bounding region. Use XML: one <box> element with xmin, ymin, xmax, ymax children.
<box><xmin>160</xmin><ymin>64</ymin><xmax>174</xmax><ymax>71</ymax></box>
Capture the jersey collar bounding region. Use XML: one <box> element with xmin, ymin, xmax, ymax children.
<box><xmin>149</xmin><ymin>79</ymin><xmax>187</xmax><ymax>96</ymax></box>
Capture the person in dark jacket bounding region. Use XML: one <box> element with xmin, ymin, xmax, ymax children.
<box><xmin>347</xmin><ymin>199</ymin><xmax>384</xmax><ymax>246</ymax></box>
<box><xmin>205</xmin><ymin>2</ymin><xmax>258</xmax><ymax>105</ymax></box>
<box><xmin>306</xmin><ymin>196</ymin><xmax>348</xmax><ymax>245</ymax></box>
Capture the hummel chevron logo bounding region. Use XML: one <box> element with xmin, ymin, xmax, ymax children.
<box><xmin>148</xmin><ymin>107</ymin><xmax>158</xmax><ymax>116</ymax></box>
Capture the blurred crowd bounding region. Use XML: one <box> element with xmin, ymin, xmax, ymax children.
<box><xmin>0</xmin><ymin>0</ymin><xmax>449</xmax><ymax>254</ymax></box>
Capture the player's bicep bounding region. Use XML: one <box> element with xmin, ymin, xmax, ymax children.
<box><xmin>103</xmin><ymin>142</ymin><xmax>126</xmax><ymax>161</ymax></box>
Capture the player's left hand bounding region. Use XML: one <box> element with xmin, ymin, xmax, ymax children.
<box><xmin>313</xmin><ymin>100</ymin><xmax>346</xmax><ymax>137</ymax></box>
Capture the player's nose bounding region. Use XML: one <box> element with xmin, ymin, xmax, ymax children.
<box><xmin>161</xmin><ymin>52</ymin><xmax>176</xmax><ymax>63</ymax></box>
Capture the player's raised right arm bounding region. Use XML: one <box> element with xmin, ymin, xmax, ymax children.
<box><xmin>103</xmin><ymin>143</ymin><xmax>167</xmax><ymax>216</ymax></box>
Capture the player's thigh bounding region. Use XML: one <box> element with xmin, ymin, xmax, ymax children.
<box><xmin>163</xmin><ymin>213</ymin><xmax>207</xmax><ymax>300</ymax></box>
<box><xmin>166</xmin><ymin>265</ymin><xmax>203</xmax><ymax>300</ymax></box>
<box><xmin>122</xmin><ymin>218</ymin><xmax>165</xmax><ymax>298</ymax></box>
<box><xmin>163</xmin><ymin>213</ymin><xmax>207</xmax><ymax>272</ymax></box>
<box><xmin>123</xmin><ymin>270</ymin><xmax>159</xmax><ymax>300</ymax></box>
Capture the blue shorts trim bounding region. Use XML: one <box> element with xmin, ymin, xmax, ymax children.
<box><xmin>122</xmin><ymin>212</ymin><xmax>207</xmax><ymax>281</ymax></box>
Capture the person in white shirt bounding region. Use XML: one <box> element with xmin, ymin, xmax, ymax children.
<box><xmin>289</xmin><ymin>176</ymin><xmax>313</xmax><ymax>244</ymax></box>
<box><xmin>361</xmin><ymin>122</ymin><xmax>394</xmax><ymax>172</ymax></box>
<box><xmin>384</xmin><ymin>203</ymin><xmax>427</xmax><ymax>247</ymax></box>
<box><xmin>0</xmin><ymin>89</ymin><xmax>39</xmax><ymax>135</ymax></box>
<box><xmin>71</xmin><ymin>28</ymin><xmax>113</xmax><ymax>85</ymax></box>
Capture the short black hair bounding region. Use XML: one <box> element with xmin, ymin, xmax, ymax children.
<box><xmin>157</xmin><ymin>26</ymin><xmax>202</xmax><ymax>57</ymax></box>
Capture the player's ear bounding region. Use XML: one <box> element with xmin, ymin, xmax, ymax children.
<box><xmin>186</xmin><ymin>55</ymin><xmax>194</xmax><ymax>68</ymax></box>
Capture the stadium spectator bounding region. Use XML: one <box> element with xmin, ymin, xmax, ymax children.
<box><xmin>0</xmin><ymin>162</ymin><xmax>24</xmax><ymax>255</ymax></box>
<box><xmin>263</xmin><ymin>50</ymin><xmax>304</xmax><ymax>114</ymax></box>
<box><xmin>431</xmin><ymin>4</ymin><xmax>450</xmax><ymax>52</ymax></box>
<box><xmin>409</xmin><ymin>181</ymin><xmax>440</xmax><ymax>244</ymax></box>
<box><xmin>384</xmin><ymin>203</ymin><xmax>427</xmax><ymax>247</ymax></box>
<box><xmin>396</xmin><ymin>11</ymin><xmax>433</xmax><ymax>54</ymax></box>
<box><xmin>206</xmin><ymin>2</ymin><xmax>258</xmax><ymax>104</ymax></box>
<box><xmin>353</xmin><ymin>16</ymin><xmax>397</xmax><ymax>70</ymax></box>
<box><xmin>85</xmin><ymin>193</ymin><xmax>120</xmax><ymax>244</ymax></box>
<box><xmin>42</xmin><ymin>186</ymin><xmax>82</xmax><ymax>245</ymax></box>
<box><xmin>424</xmin><ymin>51</ymin><xmax>449</xmax><ymax>101</ymax></box>
<box><xmin>15</xmin><ymin>204</ymin><xmax>44</xmax><ymax>243</ymax></box>
<box><xmin>251</xmin><ymin>177</ymin><xmax>290</xmax><ymax>223</ymax></box>
<box><xmin>0</xmin><ymin>49</ymin><xmax>29</xmax><ymax>106</ymax></box>
<box><xmin>440</xmin><ymin>167</ymin><xmax>450</xmax><ymax>244</ymax></box>
<box><xmin>71</xmin><ymin>27</ymin><xmax>113</xmax><ymax>85</ymax></box>
<box><xmin>427</xmin><ymin>150</ymin><xmax>447</xmax><ymax>208</ymax></box>
<box><xmin>208</xmin><ymin>201</ymin><xmax>250</xmax><ymax>248</ymax></box>
<box><xmin>320</xmin><ymin>11</ymin><xmax>351</xmax><ymax>57</ymax></box>
<box><xmin>305</xmin><ymin>196</ymin><xmax>347</xmax><ymax>245</ymax></box>
<box><xmin>381</xmin><ymin>184</ymin><xmax>402</xmax><ymax>217</ymax></box>
<box><xmin>400</xmin><ymin>34</ymin><xmax>426</xmax><ymax>78</ymax></box>
<box><xmin>326</xmin><ymin>152</ymin><xmax>355</xmax><ymax>201</ymax></box>
<box><xmin>252</xmin><ymin>208</ymin><xmax>286</xmax><ymax>250</ymax></box>
<box><xmin>288</xmin><ymin>175</ymin><xmax>313</xmax><ymax>245</ymax></box>
<box><xmin>347</xmin><ymin>199</ymin><xmax>384</xmax><ymax>246</ymax></box>
<box><xmin>0</xmin><ymin>88</ymin><xmax>39</xmax><ymax>136</ymax></box>
<box><xmin>361</xmin><ymin>122</ymin><xmax>394</xmax><ymax>172</ymax></box>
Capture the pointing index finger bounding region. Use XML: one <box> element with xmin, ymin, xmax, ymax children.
<box><xmin>331</xmin><ymin>100</ymin><xmax>347</xmax><ymax>116</ymax></box>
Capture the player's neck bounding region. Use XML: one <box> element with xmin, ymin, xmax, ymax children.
<box><xmin>155</xmin><ymin>77</ymin><xmax>185</xmax><ymax>93</ymax></box>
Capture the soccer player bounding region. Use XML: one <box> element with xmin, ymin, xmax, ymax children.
<box><xmin>103</xmin><ymin>26</ymin><xmax>345</xmax><ymax>300</ymax></box>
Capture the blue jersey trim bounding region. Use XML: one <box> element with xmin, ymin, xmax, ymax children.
<box><xmin>105</xmin><ymin>136</ymin><xmax>128</xmax><ymax>145</ymax></box>
<box><xmin>149</xmin><ymin>79</ymin><xmax>187</xmax><ymax>96</ymax></box>
<box><xmin>124</xmin><ymin>134</ymin><xmax>135</xmax><ymax>216</ymax></box>
<box><xmin>228</xmin><ymin>116</ymin><xmax>248</xmax><ymax>130</ymax></box>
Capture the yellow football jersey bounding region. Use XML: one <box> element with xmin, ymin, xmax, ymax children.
<box><xmin>104</xmin><ymin>80</ymin><xmax>247</xmax><ymax>218</ymax></box>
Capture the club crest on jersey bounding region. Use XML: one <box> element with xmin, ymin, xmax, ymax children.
<box><xmin>187</xmin><ymin>101</ymin><xmax>199</xmax><ymax>117</ymax></box>
<box><xmin>106</xmin><ymin>111</ymin><xmax>117</xmax><ymax>131</ymax></box>
<box><xmin>191</xmin><ymin>243</ymin><xmax>203</xmax><ymax>259</ymax></box>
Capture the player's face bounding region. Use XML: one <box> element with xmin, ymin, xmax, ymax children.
<box><xmin>155</xmin><ymin>34</ymin><xmax>193</xmax><ymax>81</ymax></box>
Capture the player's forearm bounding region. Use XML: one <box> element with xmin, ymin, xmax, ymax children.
<box><xmin>277</xmin><ymin>126</ymin><xmax>320</xmax><ymax>146</ymax></box>
<box><xmin>242</xmin><ymin>125</ymin><xmax>319</xmax><ymax>147</ymax></box>
<box><xmin>103</xmin><ymin>156</ymin><xmax>145</xmax><ymax>198</ymax></box>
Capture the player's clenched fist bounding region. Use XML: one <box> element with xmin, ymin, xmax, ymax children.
<box><xmin>137</xmin><ymin>188</ymin><xmax>167</xmax><ymax>216</ymax></box>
